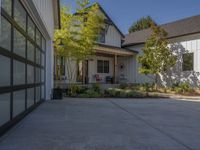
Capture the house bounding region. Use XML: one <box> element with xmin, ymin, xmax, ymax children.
<box><xmin>54</xmin><ymin>4</ymin><xmax>138</xmax><ymax>88</ymax></box>
<box><xmin>0</xmin><ymin>0</ymin><xmax>60</xmax><ymax>135</ymax></box>
<box><xmin>56</xmin><ymin>4</ymin><xmax>200</xmax><ymax>88</ymax></box>
<box><xmin>123</xmin><ymin>15</ymin><xmax>200</xmax><ymax>87</ymax></box>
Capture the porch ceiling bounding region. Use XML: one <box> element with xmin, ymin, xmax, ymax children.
<box><xmin>94</xmin><ymin>44</ymin><xmax>138</xmax><ymax>56</ymax></box>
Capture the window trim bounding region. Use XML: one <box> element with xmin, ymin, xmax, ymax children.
<box><xmin>182</xmin><ymin>52</ymin><xmax>194</xmax><ymax>72</ymax></box>
<box><xmin>97</xmin><ymin>60</ymin><xmax>110</xmax><ymax>74</ymax></box>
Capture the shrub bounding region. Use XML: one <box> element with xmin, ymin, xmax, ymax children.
<box><xmin>105</xmin><ymin>88</ymin><xmax>144</xmax><ymax>98</ymax></box>
<box><xmin>92</xmin><ymin>83</ymin><xmax>101</xmax><ymax>93</ymax></box>
<box><xmin>79</xmin><ymin>89</ymin><xmax>101</xmax><ymax>98</ymax></box>
<box><xmin>173</xmin><ymin>82</ymin><xmax>194</xmax><ymax>94</ymax></box>
<box><xmin>119</xmin><ymin>83</ymin><xmax>129</xmax><ymax>89</ymax></box>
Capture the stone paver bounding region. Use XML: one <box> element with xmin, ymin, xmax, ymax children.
<box><xmin>0</xmin><ymin>98</ymin><xmax>200</xmax><ymax>150</ymax></box>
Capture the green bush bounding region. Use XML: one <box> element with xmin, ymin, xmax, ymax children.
<box><xmin>173</xmin><ymin>82</ymin><xmax>194</xmax><ymax>93</ymax></box>
<box><xmin>79</xmin><ymin>89</ymin><xmax>101</xmax><ymax>98</ymax></box>
<box><xmin>91</xmin><ymin>83</ymin><xmax>101</xmax><ymax>93</ymax></box>
<box><xmin>119</xmin><ymin>83</ymin><xmax>129</xmax><ymax>89</ymax></box>
<box><xmin>105</xmin><ymin>88</ymin><xmax>144</xmax><ymax>98</ymax></box>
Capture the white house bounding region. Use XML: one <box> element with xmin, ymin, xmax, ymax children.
<box><xmin>54</xmin><ymin>4</ymin><xmax>137</xmax><ymax>88</ymax></box>
<box><xmin>123</xmin><ymin>15</ymin><xmax>200</xmax><ymax>87</ymax></box>
<box><xmin>0</xmin><ymin>0</ymin><xmax>60</xmax><ymax>135</ymax></box>
<box><xmin>57</xmin><ymin>4</ymin><xmax>200</xmax><ymax>88</ymax></box>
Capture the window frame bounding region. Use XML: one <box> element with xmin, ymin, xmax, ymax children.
<box><xmin>0</xmin><ymin>0</ymin><xmax>46</xmax><ymax>131</ymax></box>
<box><xmin>182</xmin><ymin>52</ymin><xmax>194</xmax><ymax>71</ymax></box>
<box><xmin>97</xmin><ymin>60</ymin><xmax>110</xmax><ymax>74</ymax></box>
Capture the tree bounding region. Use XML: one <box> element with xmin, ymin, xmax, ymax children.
<box><xmin>128</xmin><ymin>16</ymin><xmax>156</xmax><ymax>33</ymax></box>
<box><xmin>54</xmin><ymin>0</ymin><xmax>104</xmax><ymax>95</ymax></box>
<box><xmin>137</xmin><ymin>23</ymin><xmax>177</xmax><ymax>90</ymax></box>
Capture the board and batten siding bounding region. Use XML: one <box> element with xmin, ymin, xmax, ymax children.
<box><xmin>104</xmin><ymin>25</ymin><xmax>122</xmax><ymax>47</ymax></box>
<box><xmin>117</xmin><ymin>56</ymin><xmax>136</xmax><ymax>83</ymax></box>
<box><xmin>127</xmin><ymin>33</ymin><xmax>200</xmax><ymax>86</ymax></box>
<box><xmin>31</xmin><ymin>0</ymin><xmax>55</xmax><ymax>39</ymax></box>
<box><xmin>88</xmin><ymin>56</ymin><xmax>114</xmax><ymax>83</ymax></box>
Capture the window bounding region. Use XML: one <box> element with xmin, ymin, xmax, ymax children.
<box><xmin>27</xmin><ymin>88</ymin><xmax>34</xmax><ymax>108</ymax></box>
<box><xmin>14</xmin><ymin>0</ymin><xmax>26</xmax><ymax>30</ymax></box>
<box><xmin>36</xmin><ymin>29</ymin><xmax>41</xmax><ymax>47</ymax></box>
<box><xmin>27</xmin><ymin>17</ymin><xmax>35</xmax><ymax>40</ymax></box>
<box><xmin>27</xmin><ymin>65</ymin><xmax>34</xmax><ymax>84</ymax></box>
<box><xmin>36</xmin><ymin>67</ymin><xmax>41</xmax><ymax>83</ymax></box>
<box><xmin>98</xmin><ymin>30</ymin><xmax>106</xmax><ymax>43</ymax></box>
<box><xmin>97</xmin><ymin>60</ymin><xmax>109</xmax><ymax>73</ymax></box>
<box><xmin>13</xmin><ymin>90</ymin><xmax>25</xmax><ymax>117</ymax></box>
<box><xmin>0</xmin><ymin>16</ymin><xmax>11</xmax><ymax>51</ymax></box>
<box><xmin>14</xmin><ymin>29</ymin><xmax>26</xmax><ymax>58</ymax></box>
<box><xmin>36</xmin><ymin>86</ymin><xmax>41</xmax><ymax>102</ymax></box>
<box><xmin>0</xmin><ymin>0</ymin><xmax>46</xmax><ymax>129</ymax></box>
<box><xmin>36</xmin><ymin>48</ymin><xmax>41</xmax><ymax>65</ymax></box>
<box><xmin>42</xmin><ymin>37</ymin><xmax>46</xmax><ymax>51</ymax></box>
<box><xmin>27</xmin><ymin>41</ymin><xmax>35</xmax><ymax>62</ymax></box>
<box><xmin>0</xmin><ymin>93</ymin><xmax>10</xmax><ymax>126</ymax></box>
<box><xmin>1</xmin><ymin>0</ymin><xmax>12</xmax><ymax>15</ymax></box>
<box><xmin>0</xmin><ymin>55</ymin><xmax>10</xmax><ymax>86</ymax></box>
<box><xmin>182</xmin><ymin>53</ymin><xmax>194</xmax><ymax>71</ymax></box>
<box><xmin>13</xmin><ymin>60</ymin><xmax>25</xmax><ymax>85</ymax></box>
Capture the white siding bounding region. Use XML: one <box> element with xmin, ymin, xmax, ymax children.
<box><xmin>127</xmin><ymin>45</ymin><xmax>154</xmax><ymax>84</ymax></box>
<box><xmin>127</xmin><ymin>33</ymin><xmax>200</xmax><ymax>87</ymax></box>
<box><xmin>88</xmin><ymin>56</ymin><xmax>114</xmax><ymax>83</ymax></box>
<box><xmin>105</xmin><ymin>25</ymin><xmax>122</xmax><ymax>47</ymax></box>
<box><xmin>31</xmin><ymin>0</ymin><xmax>55</xmax><ymax>38</ymax></box>
<box><xmin>117</xmin><ymin>56</ymin><xmax>136</xmax><ymax>83</ymax></box>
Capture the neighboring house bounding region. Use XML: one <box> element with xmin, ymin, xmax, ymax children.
<box><xmin>123</xmin><ymin>15</ymin><xmax>200</xmax><ymax>87</ymax></box>
<box><xmin>0</xmin><ymin>0</ymin><xmax>60</xmax><ymax>135</ymax></box>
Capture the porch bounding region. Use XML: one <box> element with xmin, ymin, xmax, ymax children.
<box><xmin>54</xmin><ymin>44</ymin><xmax>137</xmax><ymax>89</ymax></box>
<box><xmin>83</xmin><ymin>44</ymin><xmax>137</xmax><ymax>84</ymax></box>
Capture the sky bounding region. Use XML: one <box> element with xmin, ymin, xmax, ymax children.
<box><xmin>61</xmin><ymin>0</ymin><xmax>200</xmax><ymax>34</ymax></box>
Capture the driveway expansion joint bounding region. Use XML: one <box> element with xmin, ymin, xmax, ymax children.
<box><xmin>108</xmin><ymin>99</ymin><xmax>194</xmax><ymax>150</ymax></box>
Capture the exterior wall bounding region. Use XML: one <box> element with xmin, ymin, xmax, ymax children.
<box><xmin>165</xmin><ymin>34</ymin><xmax>200</xmax><ymax>87</ymax></box>
<box><xmin>98</xmin><ymin>8</ymin><xmax>122</xmax><ymax>47</ymax></box>
<box><xmin>127</xmin><ymin>45</ymin><xmax>154</xmax><ymax>84</ymax></box>
<box><xmin>104</xmin><ymin>25</ymin><xmax>122</xmax><ymax>47</ymax></box>
<box><xmin>31</xmin><ymin>0</ymin><xmax>55</xmax><ymax>39</ymax></box>
<box><xmin>23</xmin><ymin>0</ymin><xmax>56</xmax><ymax>99</ymax></box>
<box><xmin>117</xmin><ymin>56</ymin><xmax>136</xmax><ymax>83</ymax></box>
<box><xmin>88</xmin><ymin>56</ymin><xmax>114</xmax><ymax>83</ymax></box>
<box><xmin>127</xmin><ymin>33</ymin><xmax>200</xmax><ymax>87</ymax></box>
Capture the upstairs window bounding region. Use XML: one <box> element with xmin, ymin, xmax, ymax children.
<box><xmin>97</xmin><ymin>60</ymin><xmax>109</xmax><ymax>73</ymax></box>
<box><xmin>98</xmin><ymin>30</ymin><xmax>106</xmax><ymax>43</ymax></box>
<box><xmin>182</xmin><ymin>53</ymin><xmax>193</xmax><ymax>71</ymax></box>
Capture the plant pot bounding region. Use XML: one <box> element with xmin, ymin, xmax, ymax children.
<box><xmin>53</xmin><ymin>88</ymin><xmax>63</xmax><ymax>100</ymax></box>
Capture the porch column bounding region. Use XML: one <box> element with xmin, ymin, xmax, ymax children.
<box><xmin>114</xmin><ymin>55</ymin><xmax>118</xmax><ymax>84</ymax></box>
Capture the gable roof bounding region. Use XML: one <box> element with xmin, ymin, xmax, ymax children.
<box><xmin>96</xmin><ymin>3</ymin><xmax>124</xmax><ymax>38</ymax></box>
<box><xmin>123</xmin><ymin>14</ymin><xmax>200</xmax><ymax>47</ymax></box>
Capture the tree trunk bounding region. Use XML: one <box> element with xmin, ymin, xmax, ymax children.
<box><xmin>155</xmin><ymin>74</ymin><xmax>158</xmax><ymax>91</ymax></box>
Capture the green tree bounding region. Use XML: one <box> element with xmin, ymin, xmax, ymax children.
<box><xmin>129</xmin><ymin>16</ymin><xmax>156</xmax><ymax>33</ymax></box>
<box><xmin>54</xmin><ymin>0</ymin><xmax>104</xmax><ymax>95</ymax></box>
<box><xmin>137</xmin><ymin>23</ymin><xmax>177</xmax><ymax>90</ymax></box>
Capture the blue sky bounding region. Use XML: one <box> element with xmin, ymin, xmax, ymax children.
<box><xmin>61</xmin><ymin>0</ymin><xmax>200</xmax><ymax>34</ymax></box>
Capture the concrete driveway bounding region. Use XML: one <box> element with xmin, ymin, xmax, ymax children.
<box><xmin>0</xmin><ymin>98</ymin><xmax>200</xmax><ymax>150</ymax></box>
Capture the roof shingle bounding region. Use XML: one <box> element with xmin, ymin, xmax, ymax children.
<box><xmin>123</xmin><ymin>15</ymin><xmax>200</xmax><ymax>47</ymax></box>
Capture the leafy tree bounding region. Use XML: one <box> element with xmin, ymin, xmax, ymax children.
<box><xmin>129</xmin><ymin>16</ymin><xmax>156</xmax><ymax>33</ymax></box>
<box><xmin>54</xmin><ymin>0</ymin><xmax>104</xmax><ymax>95</ymax></box>
<box><xmin>137</xmin><ymin>23</ymin><xmax>177</xmax><ymax>90</ymax></box>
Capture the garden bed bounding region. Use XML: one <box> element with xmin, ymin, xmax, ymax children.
<box><xmin>63</xmin><ymin>83</ymin><xmax>200</xmax><ymax>99</ymax></box>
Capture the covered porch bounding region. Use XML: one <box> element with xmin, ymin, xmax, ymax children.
<box><xmin>83</xmin><ymin>44</ymin><xmax>137</xmax><ymax>84</ymax></box>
